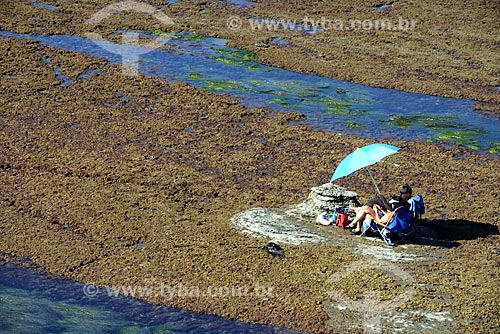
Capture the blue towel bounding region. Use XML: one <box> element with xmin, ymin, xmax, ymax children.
<box><xmin>408</xmin><ymin>195</ymin><xmax>425</xmax><ymax>220</ymax></box>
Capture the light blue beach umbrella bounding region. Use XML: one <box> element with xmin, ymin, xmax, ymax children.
<box><xmin>330</xmin><ymin>143</ymin><xmax>400</xmax><ymax>194</ymax></box>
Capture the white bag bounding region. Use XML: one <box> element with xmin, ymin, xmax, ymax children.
<box><xmin>316</xmin><ymin>212</ymin><xmax>332</xmax><ymax>226</ymax></box>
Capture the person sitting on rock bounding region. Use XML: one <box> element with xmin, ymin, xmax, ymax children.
<box><xmin>345</xmin><ymin>185</ymin><xmax>412</xmax><ymax>233</ymax></box>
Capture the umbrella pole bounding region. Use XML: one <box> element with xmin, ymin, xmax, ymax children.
<box><xmin>366</xmin><ymin>167</ymin><xmax>381</xmax><ymax>195</ymax></box>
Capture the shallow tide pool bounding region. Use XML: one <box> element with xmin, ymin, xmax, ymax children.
<box><xmin>1</xmin><ymin>30</ymin><xmax>499</xmax><ymax>154</ymax></box>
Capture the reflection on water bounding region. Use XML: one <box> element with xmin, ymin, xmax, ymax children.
<box><xmin>0</xmin><ymin>263</ymin><xmax>303</xmax><ymax>334</ymax></box>
<box><xmin>226</xmin><ymin>0</ymin><xmax>255</xmax><ymax>7</ymax></box>
<box><xmin>0</xmin><ymin>30</ymin><xmax>499</xmax><ymax>153</ymax></box>
<box><xmin>29</xmin><ymin>0</ymin><xmax>58</xmax><ymax>11</ymax></box>
<box><xmin>370</xmin><ymin>3</ymin><xmax>392</xmax><ymax>13</ymax></box>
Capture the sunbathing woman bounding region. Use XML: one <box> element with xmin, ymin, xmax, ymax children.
<box><xmin>345</xmin><ymin>185</ymin><xmax>413</xmax><ymax>231</ymax></box>
<box><xmin>349</xmin><ymin>196</ymin><xmax>410</xmax><ymax>235</ymax></box>
<box><xmin>345</xmin><ymin>194</ymin><xmax>392</xmax><ymax>230</ymax></box>
<box><xmin>348</xmin><ymin>202</ymin><xmax>394</xmax><ymax>234</ymax></box>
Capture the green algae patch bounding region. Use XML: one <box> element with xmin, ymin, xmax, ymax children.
<box><xmin>208</xmin><ymin>49</ymin><xmax>259</xmax><ymax>69</ymax></box>
<box><xmin>202</xmin><ymin>79</ymin><xmax>256</xmax><ymax>93</ymax></box>
<box><xmin>268</xmin><ymin>97</ymin><xmax>293</xmax><ymax>107</ymax></box>
<box><xmin>249</xmin><ymin>79</ymin><xmax>265</xmax><ymax>86</ymax></box>
<box><xmin>345</xmin><ymin>121</ymin><xmax>365</xmax><ymax>129</ymax></box>
<box><xmin>295</xmin><ymin>90</ymin><xmax>321</xmax><ymax>99</ymax></box>
<box><xmin>435</xmin><ymin>130</ymin><xmax>487</xmax><ymax>150</ymax></box>
<box><xmin>437</xmin><ymin>130</ymin><xmax>483</xmax><ymax>142</ymax></box>
<box><xmin>310</xmin><ymin>97</ymin><xmax>350</xmax><ymax>108</ymax></box>
<box><xmin>381</xmin><ymin>117</ymin><xmax>488</xmax><ymax>150</ymax></box>
<box><xmin>207</xmin><ymin>55</ymin><xmax>260</xmax><ymax>69</ymax></box>
<box><xmin>465</xmin><ymin>144</ymin><xmax>481</xmax><ymax>151</ymax></box>
<box><xmin>311</xmin><ymin>98</ymin><xmax>355</xmax><ymax>115</ymax></box>
<box><xmin>325</xmin><ymin>106</ymin><xmax>367</xmax><ymax>117</ymax></box>
<box><xmin>382</xmin><ymin>115</ymin><xmax>414</xmax><ymax>128</ymax></box>
<box><xmin>153</xmin><ymin>29</ymin><xmax>167</xmax><ymax>36</ymax></box>
<box><xmin>268</xmin><ymin>97</ymin><xmax>287</xmax><ymax>104</ymax></box>
<box><xmin>213</xmin><ymin>48</ymin><xmax>257</xmax><ymax>61</ymax></box>
<box><xmin>186</xmin><ymin>73</ymin><xmax>204</xmax><ymax>80</ymax></box>
<box><xmin>153</xmin><ymin>30</ymin><xmax>204</xmax><ymax>41</ymax></box>
<box><xmin>381</xmin><ymin>115</ymin><xmax>459</xmax><ymax>130</ymax></box>
<box><xmin>488</xmin><ymin>142</ymin><xmax>500</xmax><ymax>154</ymax></box>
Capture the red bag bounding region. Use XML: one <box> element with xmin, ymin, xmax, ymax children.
<box><xmin>336</xmin><ymin>213</ymin><xmax>349</xmax><ymax>227</ymax></box>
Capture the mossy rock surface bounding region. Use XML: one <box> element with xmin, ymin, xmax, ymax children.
<box><xmin>0</xmin><ymin>1</ymin><xmax>499</xmax><ymax>333</ymax></box>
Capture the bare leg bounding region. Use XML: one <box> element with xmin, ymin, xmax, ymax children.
<box><xmin>350</xmin><ymin>206</ymin><xmax>375</xmax><ymax>231</ymax></box>
<box><xmin>349</xmin><ymin>206</ymin><xmax>361</xmax><ymax>213</ymax></box>
<box><xmin>359</xmin><ymin>214</ymin><xmax>376</xmax><ymax>233</ymax></box>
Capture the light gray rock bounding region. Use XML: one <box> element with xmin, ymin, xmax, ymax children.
<box><xmin>229</xmin><ymin>183</ymin><xmax>450</xmax><ymax>264</ymax></box>
<box><xmin>230</xmin><ymin>183</ymin><xmax>361</xmax><ymax>245</ymax></box>
<box><xmin>230</xmin><ymin>207</ymin><xmax>328</xmax><ymax>245</ymax></box>
<box><xmin>229</xmin><ymin>185</ymin><xmax>456</xmax><ymax>333</ymax></box>
<box><xmin>291</xmin><ymin>183</ymin><xmax>361</xmax><ymax>217</ymax></box>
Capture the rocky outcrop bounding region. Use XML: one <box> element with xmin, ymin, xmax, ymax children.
<box><xmin>287</xmin><ymin>183</ymin><xmax>361</xmax><ymax>218</ymax></box>
<box><xmin>229</xmin><ymin>183</ymin><xmax>449</xmax><ymax>264</ymax></box>
<box><xmin>229</xmin><ymin>207</ymin><xmax>329</xmax><ymax>245</ymax></box>
<box><xmin>230</xmin><ymin>183</ymin><xmax>361</xmax><ymax>245</ymax></box>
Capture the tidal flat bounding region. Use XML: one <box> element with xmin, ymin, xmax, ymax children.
<box><xmin>0</xmin><ymin>1</ymin><xmax>499</xmax><ymax>333</ymax></box>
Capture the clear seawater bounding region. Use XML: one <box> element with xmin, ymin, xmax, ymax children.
<box><xmin>1</xmin><ymin>30</ymin><xmax>498</xmax><ymax>154</ymax></box>
<box><xmin>0</xmin><ymin>263</ymin><xmax>304</xmax><ymax>334</ymax></box>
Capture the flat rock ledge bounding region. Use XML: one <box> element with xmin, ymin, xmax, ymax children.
<box><xmin>230</xmin><ymin>184</ymin><xmax>458</xmax><ymax>332</ymax></box>
<box><xmin>230</xmin><ymin>183</ymin><xmax>359</xmax><ymax>246</ymax></box>
<box><xmin>230</xmin><ymin>183</ymin><xmax>449</xmax><ymax>263</ymax></box>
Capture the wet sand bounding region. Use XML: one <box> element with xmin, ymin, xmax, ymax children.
<box><xmin>1</xmin><ymin>1</ymin><xmax>500</xmax><ymax>333</ymax></box>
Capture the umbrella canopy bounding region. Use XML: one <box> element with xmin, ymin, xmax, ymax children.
<box><xmin>331</xmin><ymin>143</ymin><xmax>400</xmax><ymax>193</ymax></box>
